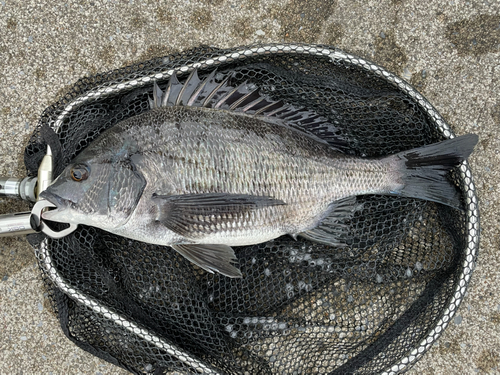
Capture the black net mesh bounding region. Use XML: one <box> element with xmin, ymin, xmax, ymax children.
<box><xmin>24</xmin><ymin>44</ymin><xmax>479</xmax><ymax>374</ymax></box>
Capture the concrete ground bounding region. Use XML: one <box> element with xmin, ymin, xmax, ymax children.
<box><xmin>1</xmin><ymin>0</ymin><xmax>498</xmax><ymax>374</ymax></box>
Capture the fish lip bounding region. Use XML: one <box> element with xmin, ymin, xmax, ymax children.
<box><xmin>39</xmin><ymin>190</ymin><xmax>69</xmax><ymax>221</ymax></box>
<box><xmin>39</xmin><ymin>190</ymin><xmax>65</xmax><ymax>207</ymax></box>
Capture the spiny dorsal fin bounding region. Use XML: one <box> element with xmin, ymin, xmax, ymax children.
<box><xmin>176</xmin><ymin>69</ymin><xmax>202</xmax><ymax>106</ymax></box>
<box><xmin>151</xmin><ymin>69</ymin><xmax>348</xmax><ymax>152</ymax></box>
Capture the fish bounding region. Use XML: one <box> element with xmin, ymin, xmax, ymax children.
<box><xmin>40</xmin><ymin>69</ymin><xmax>478</xmax><ymax>278</ymax></box>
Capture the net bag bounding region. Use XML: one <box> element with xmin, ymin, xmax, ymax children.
<box><xmin>24</xmin><ymin>44</ymin><xmax>479</xmax><ymax>375</ymax></box>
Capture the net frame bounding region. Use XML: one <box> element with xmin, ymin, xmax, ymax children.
<box><xmin>27</xmin><ymin>43</ymin><xmax>479</xmax><ymax>374</ymax></box>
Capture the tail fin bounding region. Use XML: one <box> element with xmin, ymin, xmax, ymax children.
<box><xmin>393</xmin><ymin>134</ymin><xmax>478</xmax><ymax>209</ymax></box>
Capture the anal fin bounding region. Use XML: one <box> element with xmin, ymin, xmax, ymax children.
<box><xmin>172</xmin><ymin>244</ymin><xmax>242</xmax><ymax>278</ymax></box>
<box><xmin>299</xmin><ymin>196</ymin><xmax>361</xmax><ymax>247</ymax></box>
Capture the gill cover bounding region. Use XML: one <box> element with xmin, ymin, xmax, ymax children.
<box><xmin>106</xmin><ymin>156</ymin><xmax>147</xmax><ymax>219</ymax></box>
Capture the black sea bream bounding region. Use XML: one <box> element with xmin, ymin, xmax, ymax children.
<box><xmin>41</xmin><ymin>70</ymin><xmax>478</xmax><ymax>277</ymax></box>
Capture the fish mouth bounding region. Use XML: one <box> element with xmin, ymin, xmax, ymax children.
<box><xmin>39</xmin><ymin>190</ymin><xmax>69</xmax><ymax>222</ymax></box>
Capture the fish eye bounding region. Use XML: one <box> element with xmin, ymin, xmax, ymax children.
<box><xmin>70</xmin><ymin>164</ymin><xmax>90</xmax><ymax>182</ymax></box>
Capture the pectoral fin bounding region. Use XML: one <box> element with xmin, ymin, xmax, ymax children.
<box><xmin>171</xmin><ymin>244</ymin><xmax>242</xmax><ymax>278</ymax></box>
<box><xmin>152</xmin><ymin>193</ymin><xmax>285</xmax><ymax>238</ymax></box>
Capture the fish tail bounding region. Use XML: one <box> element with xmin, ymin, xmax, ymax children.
<box><xmin>390</xmin><ymin>134</ymin><xmax>478</xmax><ymax>209</ymax></box>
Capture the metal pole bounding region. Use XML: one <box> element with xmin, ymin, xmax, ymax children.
<box><xmin>0</xmin><ymin>211</ymin><xmax>36</xmax><ymax>236</ymax></box>
<box><xmin>0</xmin><ymin>145</ymin><xmax>53</xmax><ymax>237</ymax></box>
<box><xmin>0</xmin><ymin>177</ymin><xmax>37</xmax><ymax>201</ymax></box>
<box><xmin>0</xmin><ymin>178</ymin><xmax>38</xmax><ymax>236</ymax></box>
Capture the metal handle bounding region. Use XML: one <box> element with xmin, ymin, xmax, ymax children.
<box><xmin>31</xmin><ymin>200</ymin><xmax>78</xmax><ymax>239</ymax></box>
<box><xmin>1</xmin><ymin>145</ymin><xmax>76</xmax><ymax>238</ymax></box>
<box><xmin>0</xmin><ymin>177</ymin><xmax>38</xmax><ymax>202</ymax></box>
<box><xmin>0</xmin><ymin>201</ymin><xmax>78</xmax><ymax>238</ymax></box>
<box><xmin>0</xmin><ymin>177</ymin><xmax>38</xmax><ymax>236</ymax></box>
<box><xmin>37</xmin><ymin>146</ymin><xmax>52</xmax><ymax>198</ymax></box>
<box><xmin>0</xmin><ymin>211</ymin><xmax>37</xmax><ymax>237</ymax></box>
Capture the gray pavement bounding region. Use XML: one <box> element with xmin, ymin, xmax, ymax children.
<box><xmin>1</xmin><ymin>0</ymin><xmax>499</xmax><ymax>374</ymax></box>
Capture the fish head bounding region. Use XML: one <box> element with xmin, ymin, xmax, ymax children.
<box><xmin>40</xmin><ymin>154</ymin><xmax>146</xmax><ymax>230</ymax></box>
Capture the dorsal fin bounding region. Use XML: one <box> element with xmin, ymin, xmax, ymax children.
<box><xmin>176</xmin><ymin>69</ymin><xmax>202</xmax><ymax>105</ymax></box>
<box><xmin>165</xmin><ymin>72</ymin><xmax>184</xmax><ymax>106</ymax></box>
<box><xmin>151</xmin><ymin>69</ymin><xmax>349</xmax><ymax>152</ymax></box>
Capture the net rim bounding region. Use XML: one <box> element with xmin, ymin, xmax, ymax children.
<box><xmin>36</xmin><ymin>43</ymin><xmax>479</xmax><ymax>374</ymax></box>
